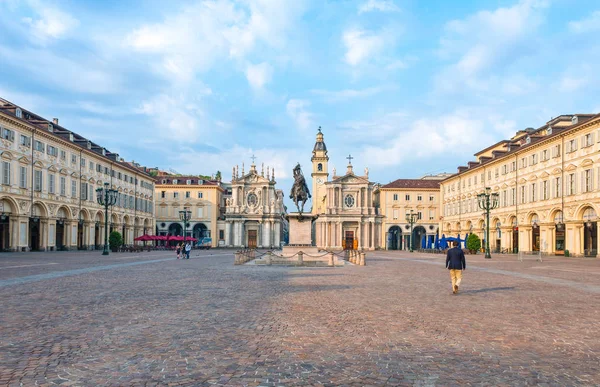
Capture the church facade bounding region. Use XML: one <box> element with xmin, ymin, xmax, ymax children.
<box><xmin>223</xmin><ymin>161</ymin><xmax>284</xmax><ymax>249</ymax></box>
<box><xmin>311</xmin><ymin>129</ymin><xmax>383</xmax><ymax>250</ymax></box>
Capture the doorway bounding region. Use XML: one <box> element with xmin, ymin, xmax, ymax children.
<box><xmin>0</xmin><ymin>215</ymin><xmax>9</xmax><ymax>251</ymax></box>
<box><xmin>29</xmin><ymin>221</ymin><xmax>40</xmax><ymax>251</ymax></box>
<box><xmin>512</xmin><ymin>227</ymin><xmax>519</xmax><ymax>253</ymax></box>
<box><xmin>344</xmin><ymin>231</ymin><xmax>355</xmax><ymax>250</ymax></box>
<box><xmin>387</xmin><ymin>226</ymin><xmax>402</xmax><ymax>250</ymax></box>
<box><xmin>56</xmin><ymin>221</ymin><xmax>65</xmax><ymax>250</ymax></box>
<box><xmin>248</xmin><ymin>230</ymin><xmax>257</xmax><ymax>249</ymax></box>
<box><xmin>532</xmin><ymin>226</ymin><xmax>540</xmax><ymax>252</ymax></box>
<box><xmin>77</xmin><ymin>223</ymin><xmax>84</xmax><ymax>249</ymax></box>
<box><xmin>555</xmin><ymin>225</ymin><xmax>565</xmax><ymax>255</ymax></box>
<box><xmin>584</xmin><ymin>222</ymin><xmax>597</xmax><ymax>257</ymax></box>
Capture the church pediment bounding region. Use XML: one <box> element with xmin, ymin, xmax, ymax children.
<box><xmin>237</xmin><ymin>172</ymin><xmax>271</xmax><ymax>185</ymax></box>
<box><xmin>330</xmin><ymin>173</ymin><xmax>370</xmax><ymax>185</ymax></box>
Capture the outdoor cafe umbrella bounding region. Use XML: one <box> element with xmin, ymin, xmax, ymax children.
<box><xmin>440</xmin><ymin>234</ymin><xmax>447</xmax><ymax>249</ymax></box>
<box><xmin>134</xmin><ymin>234</ymin><xmax>154</xmax><ymax>242</ymax></box>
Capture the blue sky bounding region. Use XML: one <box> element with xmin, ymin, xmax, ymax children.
<box><xmin>1</xmin><ymin>0</ymin><xmax>600</xmax><ymax>199</ymax></box>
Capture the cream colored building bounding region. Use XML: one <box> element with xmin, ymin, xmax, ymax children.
<box><xmin>311</xmin><ymin>129</ymin><xmax>383</xmax><ymax>250</ymax></box>
<box><xmin>154</xmin><ymin>176</ymin><xmax>225</xmax><ymax>247</ymax></box>
<box><xmin>223</xmin><ymin>161</ymin><xmax>284</xmax><ymax>248</ymax></box>
<box><xmin>440</xmin><ymin>113</ymin><xmax>600</xmax><ymax>257</ymax></box>
<box><xmin>379</xmin><ymin>175</ymin><xmax>447</xmax><ymax>250</ymax></box>
<box><xmin>0</xmin><ymin>97</ymin><xmax>155</xmax><ymax>252</ymax></box>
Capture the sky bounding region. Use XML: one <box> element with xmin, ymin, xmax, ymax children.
<box><xmin>1</xmin><ymin>0</ymin><xmax>600</xmax><ymax>203</ymax></box>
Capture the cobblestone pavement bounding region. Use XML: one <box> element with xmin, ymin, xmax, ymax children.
<box><xmin>1</xmin><ymin>250</ymin><xmax>599</xmax><ymax>386</ymax></box>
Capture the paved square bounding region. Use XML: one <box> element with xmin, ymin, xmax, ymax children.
<box><xmin>1</xmin><ymin>250</ymin><xmax>599</xmax><ymax>386</ymax></box>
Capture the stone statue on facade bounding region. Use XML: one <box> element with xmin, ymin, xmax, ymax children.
<box><xmin>289</xmin><ymin>163</ymin><xmax>311</xmax><ymax>214</ymax></box>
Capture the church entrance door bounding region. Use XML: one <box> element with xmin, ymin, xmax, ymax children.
<box><xmin>344</xmin><ymin>231</ymin><xmax>355</xmax><ymax>250</ymax></box>
<box><xmin>248</xmin><ymin>230</ymin><xmax>257</xmax><ymax>249</ymax></box>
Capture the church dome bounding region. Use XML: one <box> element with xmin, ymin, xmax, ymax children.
<box><xmin>313</xmin><ymin>127</ymin><xmax>327</xmax><ymax>152</ymax></box>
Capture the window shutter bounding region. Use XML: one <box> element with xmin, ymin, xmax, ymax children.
<box><xmin>591</xmin><ymin>132</ymin><xmax>595</xmax><ymax>144</ymax></box>
<box><xmin>591</xmin><ymin>170</ymin><xmax>594</xmax><ymax>192</ymax></box>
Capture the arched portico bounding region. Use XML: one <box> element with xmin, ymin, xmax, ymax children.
<box><xmin>387</xmin><ymin>225</ymin><xmax>402</xmax><ymax>250</ymax></box>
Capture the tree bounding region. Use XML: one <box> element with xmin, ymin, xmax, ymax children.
<box><xmin>466</xmin><ymin>233</ymin><xmax>481</xmax><ymax>254</ymax></box>
<box><xmin>215</xmin><ymin>170</ymin><xmax>222</xmax><ymax>181</ymax></box>
<box><xmin>109</xmin><ymin>231</ymin><xmax>123</xmax><ymax>252</ymax></box>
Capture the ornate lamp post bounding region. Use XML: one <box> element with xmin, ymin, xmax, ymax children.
<box><xmin>477</xmin><ymin>187</ymin><xmax>499</xmax><ymax>259</ymax></box>
<box><xmin>96</xmin><ymin>182</ymin><xmax>118</xmax><ymax>255</ymax></box>
<box><xmin>405</xmin><ymin>209</ymin><xmax>419</xmax><ymax>253</ymax></box>
<box><xmin>179</xmin><ymin>207</ymin><xmax>192</xmax><ymax>247</ymax></box>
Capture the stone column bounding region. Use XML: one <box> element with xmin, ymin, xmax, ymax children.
<box><xmin>576</xmin><ymin>224</ymin><xmax>584</xmax><ymax>256</ymax></box>
<box><xmin>274</xmin><ymin>220</ymin><xmax>280</xmax><ymax>248</ymax></box>
<box><xmin>224</xmin><ymin>221</ymin><xmax>230</xmax><ymax>247</ymax></box>
<box><xmin>9</xmin><ymin>216</ymin><xmax>18</xmax><ymax>252</ymax></box>
<box><xmin>40</xmin><ymin>219</ymin><xmax>48</xmax><ymax>251</ymax></box>
<box><xmin>357</xmin><ymin>222</ymin><xmax>362</xmax><ymax>249</ymax></box>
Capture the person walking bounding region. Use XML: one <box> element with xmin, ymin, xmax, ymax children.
<box><xmin>446</xmin><ymin>241</ymin><xmax>466</xmax><ymax>294</ymax></box>
<box><xmin>176</xmin><ymin>243</ymin><xmax>181</xmax><ymax>260</ymax></box>
<box><xmin>185</xmin><ymin>242</ymin><xmax>191</xmax><ymax>259</ymax></box>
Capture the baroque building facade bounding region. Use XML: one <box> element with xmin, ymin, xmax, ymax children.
<box><xmin>440</xmin><ymin>114</ymin><xmax>600</xmax><ymax>257</ymax></box>
<box><xmin>223</xmin><ymin>161</ymin><xmax>284</xmax><ymax>248</ymax></box>
<box><xmin>311</xmin><ymin>129</ymin><xmax>383</xmax><ymax>250</ymax></box>
<box><xmin>0</xmin><ymin>97</ymin><xmax>155</xmax><ymax>252</ymax></box>
<box><xmin>154</xmin><ymin>175</ymin><xmax>225</xmax><ymax>247</ymax></box>
<box><xmin>379</xmin><ymin>175</ymin><xmax>448</xmax><ymax>250</ymax></box>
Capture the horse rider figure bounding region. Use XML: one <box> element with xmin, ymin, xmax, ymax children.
<box><xmin>290</xmin><ymin>163</ymin><xmax>311</xmax><ymax>214</ymax></box>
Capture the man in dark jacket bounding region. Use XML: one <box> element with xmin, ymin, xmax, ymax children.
<box><xmin>446</xmin><ymin>241</ymin><xmax>466</xmax><ymax>294</ymax></box>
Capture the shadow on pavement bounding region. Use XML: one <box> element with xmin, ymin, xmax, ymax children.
<box><xmin>460</xmin><ymin>286</ymin><xmax>516</xmax><ymax>294</ymax></box>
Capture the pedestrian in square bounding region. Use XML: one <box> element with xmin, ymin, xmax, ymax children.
<box><xmin>176</xmin><ymin>243</ymin><xmax>181</xmax><ymax>259</ymax></box>
<box><xmin>185</xmin><ymin>242</ymin><xmax>191</xmax><ymax>259</ymax></box>
<box><xmin>446</xmin><ymin>241</ymin><xmax>466</xmax><ymax>294</ymax></box>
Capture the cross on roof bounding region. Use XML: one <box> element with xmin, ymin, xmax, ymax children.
<box><xmin>250</xmin><ymin>154</ymin><xmax>257</xmax><ymax>164</ymax></box>
<box><xmin>346</xmin><ymin>154</ymin><xmax>353</xmax><ymax>164</ymax></box>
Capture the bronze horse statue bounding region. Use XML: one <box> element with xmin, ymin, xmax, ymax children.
<box><xmin>290</xmin><ymin>163</ymin><xmax>311</xmax><ymax>214</ymax></box>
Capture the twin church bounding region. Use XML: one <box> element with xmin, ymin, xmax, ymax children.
<box><xmin>223</xmin><ymin>128</ymin><xmax>383</xmax><ymax>250</ymax></box>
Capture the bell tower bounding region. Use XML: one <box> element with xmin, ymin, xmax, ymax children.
<box><xmin>311</xmin><ymin>126</ymin><xmax>329</xmax><ymax>215</ymax></box>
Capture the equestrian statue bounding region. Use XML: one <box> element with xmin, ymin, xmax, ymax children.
<box><xmin>289</xmin><ymin>163</ymin><xmax>311</xmax><ymax>215</ymax></box>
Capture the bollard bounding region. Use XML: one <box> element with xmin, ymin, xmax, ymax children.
<box><xmin>360</xmin><ymin>252</ymin><xmax>366</xmax><ymax>266</ymax></box>
<box><xmin>328</xmin><ymin>252</ymin><xmax>334</xmax><ymax>267</ymax></box>
<box><xmin>234</xmin><ymin>252</ymin><xmax>239</xmax><ymax>265</ymax></box>
<box><xmin>298</xmin><ymin>251</ymin><xmax>304</xmax><ymax>265</ymax></box>
<box><xmin>266</xmin><ymin>252</ymin><xmax>272</xmax><ymax>266</ymax></box>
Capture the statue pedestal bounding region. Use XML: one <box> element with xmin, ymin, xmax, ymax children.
<box><xmin>281</xmin><ymin>213</ymin><xmax>319</xmax><ymax>257</ymax></box>
<box><xmin>252</xmin><ymin>213</ymin><xmax>343</xmax><ymax>266</ymax></box>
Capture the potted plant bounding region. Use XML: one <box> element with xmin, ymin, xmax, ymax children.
<box><xmin>109</xmin><ymin>231</ymin><xmax>123</xmax><ymax>252</ymax></box>
<box><xmin>466</xmin><ymin>233</ymin><xmax>482</xmax><ymax>254</ymax></box>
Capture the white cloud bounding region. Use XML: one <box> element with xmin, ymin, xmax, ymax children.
<box><xmin>125</xmin><ymin>0</ymin><xmax>305</xmax><ymax>83</ymax></box>
<box><xmin>342</xmin><ymin>27</ymin><xmax>389</xmax><ymax>66</ymax></box>
<box><xmin>436</xmin><ymin>0</ymin><xmax>548</xmax><ymax>92</ymax></box>
<box><xmin>568</xmin><ymin>10</ymin><xmax>600</xmax><ymax>33</ymax></box>
<box><xmin>245</xmin><ymin>62</ymin><xmax>274</xmax><ymax>90</ymax></box>
<box><xmin>356</xmin><ymin>111</ymin><xmax>501</xmax><ymax>167</ymax></box>
<box><xmin>310</xmin><ymin>85</ymin><xmax>392</xmax><ymax>102</ymax></box>
<box><xmin>174</xmin><ymin>145</ymin><xmax>294</xmax><ymax>180</ymax></box>
<box><xmin>0</xmin><ymin>44</ymin><xmax>120</xmax><ymax>94</ymax></box>
<box><xmin>137</xmin><ymin>94</ymin><xmax>203</xmax><ymax>142</ymax></box>
<box><xmin>286</xmin><ymin>99</ymin><xmax>314</xmax><ymax>131</ymax></box>
<box><xmin>559</xmin><ymin>76</ymin><xmax>587</xmax><ymax>92</ymax></box>
<box><xmin>358</xmin><ymin>0</ymin><xmax>400</xmax><ymax>14</ymax></box>
<box><xmin>20</xmin><ymin>0</ymin><xmax>79</xmax><ymax>43</ymax></box>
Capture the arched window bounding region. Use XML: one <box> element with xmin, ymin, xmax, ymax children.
<box><xmin>15</xmin><ymin>108</ymin><xmax>22</xmax><ymax>118</ymax></box>
<box><xmin>317</xmin><ymin>163</ymin><xmax>323</xmax><ymax>171</ymax></box>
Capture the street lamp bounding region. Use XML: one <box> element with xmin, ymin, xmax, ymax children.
<box><xmin>179</xmin><ymin>207</ymin><xmax>192</xmax><ymax>248</ymax></box>
<box><xmin>96</xmin><ymin>182</ymin><xmax>118</xmax><ymax>255</ymax></box>
<box><xmin>405</xmin><ymin>209</ymin><xmax>419</xmax><ymax>253</ymax></box>
<box><xmin>477</xmin><ymin>187</ymin><xmax>499</xmax><ymax>259</ymax></box>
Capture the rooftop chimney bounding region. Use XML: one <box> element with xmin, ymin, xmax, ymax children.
<box><xmin>52</xmin><ymin>118</ymin><xmax>59</xmax><ymax>125</ymax></box>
